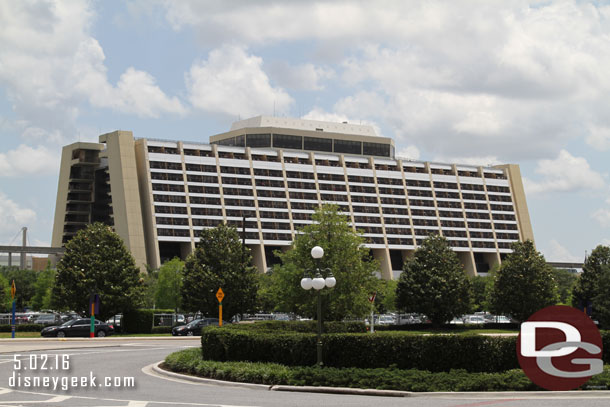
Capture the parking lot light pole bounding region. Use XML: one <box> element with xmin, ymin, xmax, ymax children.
<box><xmin>300</xmin><ymin>246</ymin><xmax>336</xmax><ymax>367</ymax></box>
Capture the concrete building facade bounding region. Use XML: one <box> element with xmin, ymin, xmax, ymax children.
<box><xmin>52</xmin><ymin>117</ymin><xmax>534</xmax><ymax>279</ymax></box>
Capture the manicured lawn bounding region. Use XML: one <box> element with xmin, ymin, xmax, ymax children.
<box><xmin>0</xmin><ymin>332</ymin><xmax>40</xmax><ymax>338</ymax></box>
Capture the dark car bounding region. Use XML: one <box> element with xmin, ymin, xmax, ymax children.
<box><xmin>41</xmin><ymin>318</ymin><xmax>115</xmax><ymax>338</ymax></box>
<box><xmin>171</xmin><ymin>318</ymin><xmax>228</xmax><ymax>336</ymax></box>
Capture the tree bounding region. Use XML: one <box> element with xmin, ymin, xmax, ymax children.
<box><xmin>0</xmin><ymin>274</ymin><xmax>10</xmax><ymax>312</ymax></box>
<box><xmin>140</xmin><ymin>266</ymin><xmax>158</xmax><ymax>309</ymax></box>
<box><xmin>270</xmin><ymin>204</ymin><xmax>378</xmax><ymax>320</ymax></box>
<box><xmin>255</xmin><ymin>271</ymin><xmax>279</xmax><ymax>313</ymax></box>
<box><xmin>31</xmin><ymin>264</ymin><xmax>56</xmax><ymax>311</ymax></box>
<box><xmin>490</xmin><ymin>240</ymin><xmax>558</xmax><ymax>322</ymax></box>
<box><xmin>396</xmin><ymin>235</ymin><xmax>472</xmax><ymax>325</ymax></box>
<box><xmin>51</xmin><ymin>223</ymin><xmax>145</xmax><ymax>320</ymax></box>
<box><xmin>374</xmin><ymin>279</ymin><xmax>398</xmax><ymax>314</ymax></box>
<box><xmin>572</xmin><ymin>245</ymin><xmax>610</xmax><ymax>318</ymax></box>
<box><xmin>0</xmin><ymin>268</ymin><xmax>38</xmax><ymax>310</ymax></box>
<box><xmin>471</xmin><ymin>275</ymin><xmax>493</xmax><ymax>312</ymax></box>
<box><xmin>155</xmin><ymin>258</ymin><xmax>184</xmax><ymax>310</ymax></box>
<box><xmin>552</xmin><ymin>268</ymin><xmax>578</xmax><ymax>305</ymax></box>
<box><xmin>181</xmin><ymin>224</ymin><xmax>258</xmax><ymax>321</ymax></box>
<box><xmin>593</xmin><ymin>268</ymin><xmax>610</xmax><ymax>327</ymax></box>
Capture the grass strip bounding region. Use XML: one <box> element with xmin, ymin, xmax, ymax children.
<box><xmin>163</xmin><ymin>348</ymin><xmax>610</xmax><ymax>392</ymax></box>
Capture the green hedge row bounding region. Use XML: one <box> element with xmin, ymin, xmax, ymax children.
<box><xmin>0</xmin><ymin>324</ymin><xmax>44</xmax><ymax>332</ymax></box>
<box><xmin>201</xmin><ymin>329</ymin><xmax>517</xmax><ymax>372</ymax></box>
<box><xmin>122</xmin><ymin>309</ymin><xmax>174</xmax><ymax>334</ymax></box>
<box><xmin>202</xmin><ymin>328</ymin><xmax>610</xmax><ymax>372</ymax></box>
<box><xmin>151</xmin><ymin>326</ymin><xmax>173</xmax><ymax>334</ymax></box>
<box><xmin>167</xmin><ymin>348</ymin><xmax>546</xmax><ymax>392</ymax></box>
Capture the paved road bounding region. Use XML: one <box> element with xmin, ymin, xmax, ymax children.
<box><xmin>0</xmin><ymin>338</ymin><xmax>608</xmax><ymax>406</ymax></box>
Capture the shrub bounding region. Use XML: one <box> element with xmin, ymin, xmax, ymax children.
<box><xmin>122</xmin><ymin>309</ymin><xmax>174</xmax><ymax>334</ymax></box>
<box><xmin>0</xmin><ymin>324</ymin><xmax>44</xmax><ymax>332</ymax></box>
<box><xmin>164</xmin><ymin>348</ymin><xmax>548</xmax><ymax>391</ymax></box>
<box><xmin>227</xmin><ymin>320</ymin><xmax>366</xmax><ymax>333</ymax></box>
<box><xmin>151</xmin><ymin>326</ymin><xmax>173</xmax><ymax>334</ymax></box>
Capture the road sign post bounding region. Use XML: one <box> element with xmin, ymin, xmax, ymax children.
<box><xmin>10</xmin><ymin>280</ymin><xmax>16</xmax><ymax>339</ymax></box>
<box><xmin>216</xmin><ymin>288</ymin><xmax>224</xmax><ymax>327</ymax></box>
<box><xmin>89</xmin><ymin>294</ymin><xmax>100</xmax><ymax>338</ymax></box>
<box><xmin>368</xmin><ymin>292</ymin><xmax>376</xmax><ymax>334</ymax></box>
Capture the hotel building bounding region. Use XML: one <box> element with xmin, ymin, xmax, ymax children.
<box><xmin>51</xmin><ymin>116</ymin><xmax>534</xmax><ymax>279</ymax></box>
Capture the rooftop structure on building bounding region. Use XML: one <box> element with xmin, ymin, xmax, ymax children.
<box><xmin>52</xmin><ymin>116</ymin><xmax>534</xmax><ymax>279</ymax></box>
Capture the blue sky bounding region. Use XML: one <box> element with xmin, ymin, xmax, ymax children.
<box><xmin>1</xmin><ymin>0</ymin><xmax>610</xmax><ymax>263</ymax></box>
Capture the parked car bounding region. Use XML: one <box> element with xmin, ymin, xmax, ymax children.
<box><xmin>171</xmin><ymin>318</ymin><xmax>228</xmax><ymax>336</ymax></box>
<box><xmin>33</xmin><ymin>314</ymin><xmax>61</xmax><ymax>326</ymax></box>
<box><xmin>377</xmin><ymin>315</ymin><xmax>397</xmax><ymax>325</ymax></box>
<box><xmin>41</xmin><ymin>318</ymin><xmax>114</xmax><ymax>338</ymax></box>
<box><xmin>463</xmin><ymin>315</ymin><xmax>485</xmax><ymax>324</ymax></box>
<box><xmin>106</xmin><ymin>314</ymin><xmax>122</xmax><ymax>328</ymax></box>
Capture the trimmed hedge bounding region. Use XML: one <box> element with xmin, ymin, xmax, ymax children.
<box><xmin>202</xmin><ymin>327</ymin><xmax>610</xmax><ymax>373</ymax></box>
<box><xmin>151</xmin><ymin>326</ymin><xmax>173</xmax><ymax>334</ymax></box>
<box><xmin>0</xmin><ymin>324</ymin><xmax>44</xmax><ymax>332</ymax></box>
<box><xmin>122</xmin><ymin>309</ymin><xmax>174</xmax><ymax>334</ymax></box>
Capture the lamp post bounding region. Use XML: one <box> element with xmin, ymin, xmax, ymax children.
<box><xmin>300</xmin><ymin>246</ymin><xmax>336</xmax><ymax>366</ymax></box>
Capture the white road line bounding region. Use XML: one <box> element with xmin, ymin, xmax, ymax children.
<box><xmin>0</xmin><ymin>389</ymin><xmax>12</xmax><ymax>395</ymax></box>
<box><xmin>0</xmin><ymin>387</ymin><xmax>259</xmax><ymax>407</ymax></box>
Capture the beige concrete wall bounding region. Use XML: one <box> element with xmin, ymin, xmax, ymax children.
<box><xmin>99</xmin><ymin>131</ymin><xmax>148</xmax><ymax>271</ymax></box>
<box><xmin>134</xmin><ymin>139</ymin><xmax>161</xmax><ymax>269</ymax></box>
<box><xmin>495</xmin><ymin>164</ymin><xmax>535</xmax><ymax>244</ymax></box>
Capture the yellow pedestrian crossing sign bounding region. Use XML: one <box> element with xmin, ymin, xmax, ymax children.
<box><xmin>216</xmin><ymin>288</ymin><xmax>224</xmax><ymax>303</ymax></box>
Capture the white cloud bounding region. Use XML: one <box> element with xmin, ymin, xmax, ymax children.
<box><xmin>592</xmin><ymin>208</ymin><xmax>610</xmax><ymax>228</ymax></box>
<box><xmin>524</xmin><ymin>150</ymin><xmax>605</xmax><ymax>194</ymax></box>
<box><xmin>303</xmin><ymin>107</ymin><xmax>383</xmax><ymax>137</ymax></box>
<box><xmin>186</xmin><ymin>45</ymin><xmax>293</xmax><ymax>118</ymax></box>
<box><xmin>0</xmin><ymin>1</ymin><xmax>185</xmax><ymax>145</ymax></box>
<box><xmin>586</xmin><ymin>124</ymin><xmax>610</xmax><ymax>151</ymax></box>
<box><xmin>0</xmin><ymin>145</ymin><xmax>59</xmax><ymax>177</ymax></box>
<box><xmin>544</xmin><ymin>239</ymin><xmax>582</xmax><ymax>263</ymax></box>
<box><xmin>0</xmin><ymin>192</ymin><xmax>36</xmax><ymax>244</ymax></box>
<box><xmin>396</xmin><ymin>146</ymin><xmax>421</xmax><ymax>161</ymax></box>
<box><xmin>267</xmin><ymin>62</ymin><xmax>334</xmax><ymax>91</ymax></box>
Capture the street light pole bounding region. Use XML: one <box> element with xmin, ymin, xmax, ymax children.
<box><xmin>300</xmin><ymin>246</ymin><xmax>336</xmax><ymax>367</ymax></box>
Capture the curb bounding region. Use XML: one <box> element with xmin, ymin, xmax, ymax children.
<box><xmin>152</xmin><ymin>362</ymin><xmax>271</xmax><ymax>391</ymax></box>
<box><xmin>270</xmin><ymin>385</ymin><xmax>411</xmax><ymax>397</ymax></box>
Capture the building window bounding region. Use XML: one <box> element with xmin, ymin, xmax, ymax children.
<box><xmin>273</xmin><ymin>134</ymin><xmax>302</xmax><ymax>149</ymax></box>
<box><xmin>333</xmin><ymin>139</ymin><xmax>362</xmax><ymax>155</ymax></box>
<box><xmin>303</xmin><ymin>136</ymin><xmax>332</xmax><ymax>152</ymax></box>
<box><xmin>246</xmin><ymin>134</ymin><xmax>271</xmax><ymax>148</ymax></box>
<box><xmin>363</xmin><ymin>142</ymin><xmax>391</xmax><ymax>157</ymax></box>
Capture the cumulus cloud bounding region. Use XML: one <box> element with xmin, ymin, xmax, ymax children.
<box><xmin>186</xmin><ymin>45</ymin><xmax>293</xmax><ymax>118</ymax></box>
<box><xmin>0</xmin><ymin>1</ymin><xmax>185</xmax><ymax>145</ymax></box>
<box><xmin>592</xmin><ymin>208</ymin><xmax>610</xmax><ymax>228</ymax></box>
<box><xmin>0</xmin><ymin>192</ymin><xmax>37</xmax><ymax>244</ymax></box>
<box><xmin>0</xmin><ymin>145</ymin><xmax>59</xmax><ymax>177</ymax></box>
<box><xmin>396</xmin><ymin>146</ymin><xmax>421</xmax><ymax>161</ymax></box>
<box><xmin>303</xmin><ymin>107</ymin><xmax>383</xmax><ymax>137</ymax></box>
<box><xmin>524</xmin><ymin>150</ymin><xmax>605</xmax><ymax>194</ymax></box>
<box><xmin>586</xmin><ymin>125</ymin><xmax>610</xmax><ymax>151</ymax></box>
<box><xmin>267</xmin><ymin>62</ymin><xmax>334</xmax><ymax>91</ymax></box>
<box><xmin>543</xmin><ymin>239</ymin><xmax>583</xmax><ymax>263</ymax></box>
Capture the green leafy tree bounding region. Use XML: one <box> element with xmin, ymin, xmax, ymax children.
<box><xmin>471</xmin><ymin>275</ymin><xmax>493</xmax><ymax>312</ymax></box>
<box><xmin>552</xmin><ymin>268</ymin><xmax>578</xmax><ymax>305</ymax></box>
<box><xmin>51</xmin><ymin>222</ymin><xmax>145</xmax><ymax>320</ymax></box>
<box><xmin>181</xmin><ymin>224</ymin><xmax>258</xmax><ymax>321</ymax></box>
<box><xmin>572</xmin><ymin>245</ymin><xmax>610</xmax><ymax>318</ymax></box>
<box><xmin>593</xmin><ymin>268</ymin><xmax>610</xmax><ymax>327</ymax></box>
<box><xmin>0</xmin><ymin>268</ymin><xmax>37</xmax><ymax>310</ymax></box>
<box><xmin>270</xmin><ymin>204</ymin><xmax>379</xmax><ymax>320</ymax></box>
<box><xmin>396</xmin><ymin>235</ymin><xmax>472</xmax><ymax>325</ymax></box>
<box><xmin>491</xmin><ymin>240</ymin><xmax>558</xmax><ymax>322</ymax></box>
<box><xmin>155</xmin><ymin>258</ymin><xmax>184</xmax><ymax>310</ymax></box>
<box><xmin>256</xmin><ymin>272</ymin><xmax>279</xmax><ymax>313</ymax></box>
<box><xmin>31</xmin><ymin>264</ymin><xmax>56</xmax><ymax>311</ymax></box>
<box><xmin>140</xmin><ymin>267</ymin><xmax>158</xmax><ymax>309</ymax></box>
<box><xmin>0</xmin><ymin>274</ymin><xmax>10</xmax><ymax>312</ymax></box>
<box><xmin>374</xmin><ymin>279</ymin><xmax>398</xmax><ymax>314</ymax></box>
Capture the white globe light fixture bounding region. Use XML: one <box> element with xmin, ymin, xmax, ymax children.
<box><xmin>325</xmin><ymin>274</ymin><xmax>336</xmax><ymax>288</ymax></box>
<box><xmin>312</xmin><ymin>274</ymin><xmax>326</xmax><ymax>290</ymax></box>
<box><xmin>311</xmin><ymin>246</ymin><xmax>324</xmax><ymax>259</ymax></box>
<box><xmin>300</xmin><ymin>276</ymin><xmax>313</xmax><ymax>290</ymax></box>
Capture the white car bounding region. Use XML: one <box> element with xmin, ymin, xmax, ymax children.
<box><xmin>463</xmin><ymin>315</ymin><xmax>485</xmax><ymax>324</ymax></box>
